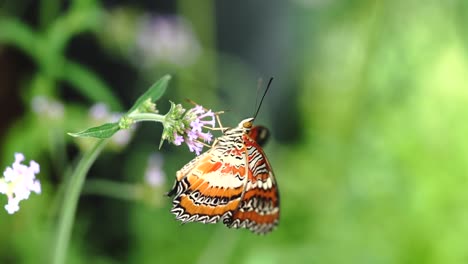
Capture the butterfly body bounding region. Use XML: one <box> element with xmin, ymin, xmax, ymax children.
<box><xmin>168</xmin><ymin>118</ymin><xmax>279</xmax><ymax>234</ymax></box>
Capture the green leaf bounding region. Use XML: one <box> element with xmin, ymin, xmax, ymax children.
<box><xmin>68</xmin><ymin>122</ymin><xmax>120</xmax><ymax>138</ymax></box>
<box><xmin>128</xmin><ymin>75</ymin><xmax>171</xmax><ymax>113</ymax></box>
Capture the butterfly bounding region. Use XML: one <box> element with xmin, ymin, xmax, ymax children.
<box><xmin>248</xmin><ymin>125</ymin><xmax>270</xmax><ymax>147</ymax></box>
<box><xmin>167</xmin><ymin>119</ymin><xmax>280</xmax><ymax>234</ymax></box>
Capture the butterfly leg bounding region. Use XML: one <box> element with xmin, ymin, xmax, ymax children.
<box><xmin>198</xmin><ymin>141</ymin><xmax>213</xmax><ymax>148</ymax></box>
<box><xmin>202</xmin><ymin>111</ymin><xmax>229</xmax><ymax>133</ymax></box>
<box><xmin>185</xmin><ymin>99</ymin><xmax>228</xmax><ymax>132</ymax></box>
<box><xmin>215</xmin><ymin>112</ymin><xmax>227</xmax><ymax>132</ymax></box>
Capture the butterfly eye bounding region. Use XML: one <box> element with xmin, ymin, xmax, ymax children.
<box><xmin>243</xmin><ymin>121</ymin><xmax>253</xmax><ymax>129</ymax></box>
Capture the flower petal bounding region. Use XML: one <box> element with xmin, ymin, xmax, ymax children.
<box><xmin>5</xmin><ymin>198</ymin><xmax>20</xmax><ymax>214</ymax></box>
<box><xmin>30</xmin><ymin>161</ymin><xmax>40</xmax><ymax>174</ymax></box>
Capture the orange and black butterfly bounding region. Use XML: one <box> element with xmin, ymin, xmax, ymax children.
<box><xmin>167</xmin><ymin>79</ymin><xmax>279</xmax><ymax>234</ymax></box>
<box><xmin>248</xmin><ymin>126</ymin><xmax>270</xmax><ymax>147</ymax></box>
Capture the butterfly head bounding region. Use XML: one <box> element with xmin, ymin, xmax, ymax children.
<box><xmin>238</xmin><ymin>117</ymin><xmax>255</xmax><ymax>133</ymax></box>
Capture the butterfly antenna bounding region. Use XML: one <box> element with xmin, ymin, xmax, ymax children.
<box><xmin>253</xmin><ymin>78</ymin><xmax>263</xmax><ymax>115</ymax></box>
<box><xmin>253</xmin><ymin>77</ymin><xmax>274</xmax><ymax>120</ymax></box>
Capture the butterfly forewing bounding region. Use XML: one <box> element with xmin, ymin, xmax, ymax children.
<box><xmin>168</xmin><ymin>140</ymin><xmax>249</xmax><ymax>224</ymax></box>
<box><xmin>168</xmin><ymin>118</ymin><xmax>279</xmax><ymax>234</ymax></box>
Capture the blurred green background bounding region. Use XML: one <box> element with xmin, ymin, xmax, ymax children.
<box><xmin>1</xmin><ymin>0</ymin><xmax>468</xmax><ymax>263</ymax></box>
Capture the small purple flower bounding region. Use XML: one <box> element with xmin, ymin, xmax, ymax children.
<box><xmin>190</xmin><ymin>119</ymin><xmax>204</xmax><ymax>132</ymax></box>
<box><xmin>173</xmin><ymin>133</ymin><xmax>184</xmax><ymax>146</ymax></box>
<box><xmin>0</xmin><ymin>153</ymin><xmax>41</xmax><ymax>214</ymax></box>
<box><xmin>198</xmin><ymin>131</ymin><xmax>213</xmax><ymax>143</ymax></box>
<box><xmin>187</xmin><ymin>129</ymin><xmax>199</xmax><ymax>141</ymax></box>
<box><xmin>89</xmin><ymin>103</ymin><xmax>110</xmax><ymax>120</ymax></box>
<box><xmin>191</xmin><ymin>105</ymin><xmax>205</xmax><ymax>115</ymax></box>
<box><xmin>185</xmin><ymin>138</ymin><xmax>204</xmax><ymax>155</ymax></box>
<box><xmin>135</xmin><ymin>15</ymin><xmax>200</xmax><ymax>67</ymax></box>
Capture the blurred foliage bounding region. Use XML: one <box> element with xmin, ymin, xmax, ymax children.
<box><xmin>1</xmin><ymin>0</ymin><xmax>468</xmax><ymax>264</ymax></box>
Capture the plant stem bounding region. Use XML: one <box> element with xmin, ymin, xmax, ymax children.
<box><xmin>52</xmin><ymin>139</ymin><xmax>108</xmax><ymax>264</ymax></box>
<box><xmin>129</xmin><ymin>112</ymin><xmax>165</xmax><ymax>123</ymax></box>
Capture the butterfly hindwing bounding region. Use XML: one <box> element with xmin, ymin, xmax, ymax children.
<box><xmin>248</xmin><ymin>126</ymin><xmax>270</xmax><ymax>147</ymax></box>
<box><xmin>224</xmin><ymin>134</ymin><xmax>279</xmax><ymax>234</ymax></box>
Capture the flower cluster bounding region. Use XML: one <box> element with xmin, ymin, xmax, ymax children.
<box><xmin>162</xmin><ymin>103</ymin><xmax>216</xmax><ymax>155</ymax></box>
<box><xmin>135</xmin><ymin>15</ymin><xmax>201</xmax><ymax>67</ymax></box>
<box><xmin>0</xmin><ymin>153</ymin><xmax>41</xmax><ymax>214</ymax></box>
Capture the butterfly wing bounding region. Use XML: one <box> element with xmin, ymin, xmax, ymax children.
<box><xmin>248</xmin><ymin>126</ymin><xmax>270</xmax><ymax>147</ymax></box>
<box><xmin>224</xmin><ymin>133</ymin><xmax>280</xmax><ymax>234</ymax></box>
<box><xmin>167</xmin><ymin>144</ymin><xmax>250</xmax><ymax>224</ymax></box>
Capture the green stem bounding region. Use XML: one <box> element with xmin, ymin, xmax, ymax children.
<box><xmin>129</xmin><ymin>112</ymin><xmax>165</xmax><ymax>123</ymax></box>
<box><xmin>52</xmin><ymin>139</ymin><xmax>108</xmax><ymax>264</ymax></box>
<box><xmin>82</xmin><ymin>179</ymin><xmax>141</xmax><ymax>201</ymax></box>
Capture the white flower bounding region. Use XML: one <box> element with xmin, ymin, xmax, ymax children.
<box><xmin>0</xmin><ymin>153</ymin><xmax>41</xmax><ymax>214</ymax></box>
<box><xmin>144</xmin><ymin>154</ymin><xmax>166</xmax><ymax>187</ymax></box>
<box><xmin>31</xmin><ymin>96</ymin><xmax>64</xmax><ymax>119</ymax></box>
<box><xmin>5</xmin><ymin>198</ymin><xmax>20</xmax><ymax>214</ymax></box>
